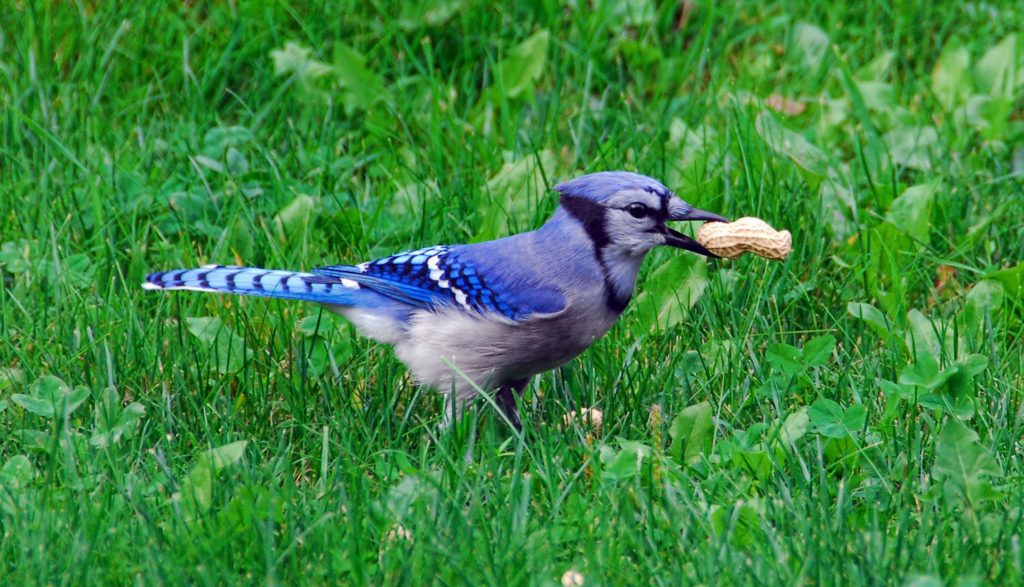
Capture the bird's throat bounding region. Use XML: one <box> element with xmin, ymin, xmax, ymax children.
<box><xmin>557</xmin><ymin>197</ymin><xmax>642</xmax><ymax>314</ymax></box>
<box><xmin>600</xmin><ymin>247</ymin><xmax>644</xmax><ymax>312</ymax></box>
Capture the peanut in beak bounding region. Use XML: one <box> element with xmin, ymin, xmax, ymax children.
<box><xmin>696</xmin><ymin>217</ymin><xmax>792</xmax><ymax>260</ymax></box>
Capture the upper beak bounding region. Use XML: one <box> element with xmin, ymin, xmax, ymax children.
<box><xmin>664</xmin><ymin>206</ymin><xmax>728</xmax><ymax>258</ymax></box>
<box><xmin>669</xmin><ymin>207</ymin><xmax>729</xmax><ymax>223</ymax></box>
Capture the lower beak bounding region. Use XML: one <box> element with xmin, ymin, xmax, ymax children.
<box><xmin>664</xmin><ymin>207</ymin><xmax>728</xmax><ymax>257</ymax></box>
<box><xmin>664</xmin><ymin>227</ymin><xmax>719</xmax><ymax>257</ymax></box>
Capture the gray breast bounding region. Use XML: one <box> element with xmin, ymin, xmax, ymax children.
<box><xmin>501</xmin><ymin>305</ymin><xmax>620</xmax><ymax>379</ymax></box>
<box><xmin>395</xmin><ymin>295</ymin><xmax>621</xmax><ymax>398</ymax></box>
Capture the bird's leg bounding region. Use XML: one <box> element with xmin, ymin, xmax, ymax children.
<box><xmin>495</xmin><ymin>378</ymin><xmax>530</xmax><ymax>431</ymax></box>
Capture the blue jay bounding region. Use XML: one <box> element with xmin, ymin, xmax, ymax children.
<box><xmin>144</xmin><ymin>171</ymin><xmax>726</xmax><ymax>428</ymax></box>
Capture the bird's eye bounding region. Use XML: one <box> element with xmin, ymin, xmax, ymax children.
<box><xmin>626</xmin><ymin>203</ymin><xmax>649</xmax><ymax>219</ymax></box>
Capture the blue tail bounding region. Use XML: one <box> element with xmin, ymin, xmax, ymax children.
<box><xmin>143</xmin><ymin>265</ymin><xmax>359</xmax><ymax>305</ymax></box>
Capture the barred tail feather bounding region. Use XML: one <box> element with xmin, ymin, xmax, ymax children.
<box><xmin>143</xmin><ymin>265</ymin><xmax>360</xmax><ymax>305</ymax></box>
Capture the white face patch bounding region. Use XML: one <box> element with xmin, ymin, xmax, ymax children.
<box><xmin>603</xmin><ymin>189</ymin><xmax>665</xmax><ymax>213</ymax></box>
<box><xmin>597</xmin><ymin>187</ymin><xmax>688</xmax><ymax>257</ymax></box>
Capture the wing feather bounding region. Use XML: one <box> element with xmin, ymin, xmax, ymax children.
<box><xmin>314</xmin><ymin>244</ymin><xmax>564</xmax><ymax>320</ymax></box>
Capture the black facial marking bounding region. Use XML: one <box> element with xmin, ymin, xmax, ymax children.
<box><xmin>559</xmin><ymin>195</ymin><xmax>610</xmax><ymax>251</ymax></box>
<box><xmin>561</xmin><ymin>195</ymin><xmax>633</xmax><ymax>313</ymax></box>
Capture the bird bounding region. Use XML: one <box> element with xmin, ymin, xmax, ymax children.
<box><xmin>143</xmin><ymin>171</ymin><xmax>727</xmax><ymax>429</ymax></box>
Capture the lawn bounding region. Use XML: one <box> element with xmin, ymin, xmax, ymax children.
<box><xmin>1</xmin><ymin>1</ymin><xmax>1023</xmax><ymax>584</ymax></box>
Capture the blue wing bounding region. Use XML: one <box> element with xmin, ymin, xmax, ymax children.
<box><xmin>314</xmin><ymin>244</ymin><xmax>565</xmax><ymax>320</ymax></box>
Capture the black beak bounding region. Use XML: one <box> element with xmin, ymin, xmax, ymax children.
<box><xmin>664</xmin><ymin>206</ymin><xmax>728</xmax><ymax>258</ymax></box>
<box><xmin>670</xmin><ymin>207</ymin><xmax>729</xmax><ymax>223</ymax></box>
<box><xmin>664</xmin><ymin>227</ymin><xmax>719</xmax><ymax>257</ymax></box>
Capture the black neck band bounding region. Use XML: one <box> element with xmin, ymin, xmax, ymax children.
<box><xmin>559</xmin><ymin>195</ymin><xmax>631</xmax><ymax>312</ymax></box>
<box><xmin>559</xmin><ymin>195</ymin><xmax>610</xmax><ymax>251</ymax></box>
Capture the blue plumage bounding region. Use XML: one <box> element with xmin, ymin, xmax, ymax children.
<box><xmin>554</xmin><ymin>171</ymin><xmax>672</xmax><ymax>202</ymax></box>
<box><xmin>313</xmin><ymin>245</ymin><xmax>536</xmax><ymax>320</ymax></box>
<box><xmin>143</xmin><ymin>171</ymin><xmax>728</xmax><ymax>428</ymax></box>
<box><xmin>143</xmin><ymin>266</ymin><xmax>359</xmax><ymax>305</ymax></box>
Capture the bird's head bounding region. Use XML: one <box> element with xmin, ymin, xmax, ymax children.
<box><xmin>553</xmin><ymin>171</ymin><xmax>727</xmax><ymax>258</ymax></box>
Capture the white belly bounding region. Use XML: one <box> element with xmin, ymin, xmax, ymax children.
<box><xmin>392</xmin><ymin>307</ymin><xmax>618</xmax><ymax>404</ymax></box>
<box><xmin>331</xmin><ymin>293</ymin><xmax>621</xmax><ymax>409</ymax></box>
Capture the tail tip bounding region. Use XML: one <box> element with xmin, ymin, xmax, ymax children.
<box><xmin>142</xmin><ymin>272</ymin><xmax>163</xmax><ymax>290</ymax></box>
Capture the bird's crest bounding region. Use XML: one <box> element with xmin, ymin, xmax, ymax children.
<box><xmin>553</xmin><ymin>171</ymin><xmax>671</xmax><ymax>203</ymax></box>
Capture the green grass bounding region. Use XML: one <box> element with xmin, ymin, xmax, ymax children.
<box><xmin>2</xmin><ymin>1</ymin><xmax>1023</xmax><ymax>584</ymax></box>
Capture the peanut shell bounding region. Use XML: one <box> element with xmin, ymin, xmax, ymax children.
<box><xmin>696</xmin><ymin>217</ymin><xmax>792</xmax><ymax>260</ymax></box>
